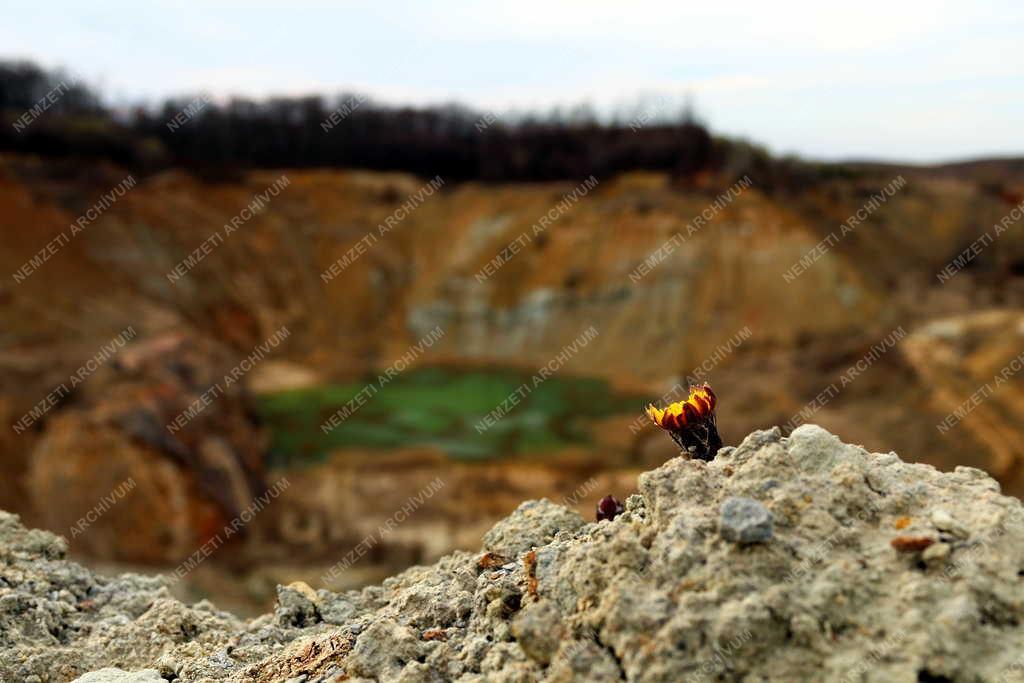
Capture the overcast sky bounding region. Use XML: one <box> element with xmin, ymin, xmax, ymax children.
<box><xmin>4</xmin><ymin>1</ymin><xmax>1022</xmax><ymax>162</ymax></box>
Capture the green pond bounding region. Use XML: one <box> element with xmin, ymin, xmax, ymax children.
<box><xmin>256</xmin><ymin>366</ymin><xmax>651</xmax><ymax>467</ymax></box>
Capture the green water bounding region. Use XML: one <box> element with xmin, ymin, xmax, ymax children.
<box><xmin>256</xmin><ymin>366</ymin><xmax>650</xmax><ymax>467</ymax></box>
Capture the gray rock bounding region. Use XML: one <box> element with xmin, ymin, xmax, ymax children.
<box><xmin>922</xmin><ymin>542</ymin><xmax>951</xmax><ymax>565</ymax></box>
<box><xmin>931</xmin><ymin>509</ymin><xmax>970</xmax><ymax>538</ymax></box>
<box><xmin>276</xmin><ymin>581</ymin><xmax>321</xmax><ymax>627</ymax></box>
<box><xmin>719</xmin><ymin>496</ymin><xmax>774</xmax><ymax>544</ymax></box>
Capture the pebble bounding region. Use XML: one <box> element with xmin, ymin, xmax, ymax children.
<box><xmin>922</xmin><ymin>542</ymin><xmax>951</xmax><ymax>564</ymax></box>
<box><xmin>719</xmin><ymin>497</ymin><xmax>773</xmax><ymax>544</ymax></box>
<box><xmin>931</xmin><ymin>509</ymin><xmax>969</xmax><ymax>538</ymax></box>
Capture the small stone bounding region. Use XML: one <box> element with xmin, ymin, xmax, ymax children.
<box><xmin>719</xmin><ymin>497</ymin><xmax>773</xmax><ymax>544</ymax></box>
<box><xmin>276</xmin><ymin>582</ymin><xmax>320</xmax><ymax>627</ymax></box>
<box><xmin>154</xmin><ymin>654</ymin><xmax>180</xmax><ymax>678</ymax></box>
<box><xmin>922</xmin><ymin>542</ymin><xmax>951</xmax><ymax>564</ymax></box>
<box><xmin>287</xmin><ymin>580</ymin><xmax>319</xmax><ymax>604</ymax></box>
<box><xmin>931</xmin><ymin>509</ymin><xmax>969</xmax><ymax>538</ymax></box>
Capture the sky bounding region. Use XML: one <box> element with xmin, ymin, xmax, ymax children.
<box><xmin>3</xmin><ymin>0</ymin><xmax>1023</xmax><ymax>163</ymax></box>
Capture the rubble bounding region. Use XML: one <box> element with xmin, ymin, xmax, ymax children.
<box><xmin>5</xmin><ymin>425</ymin><xmax>1024</xmax><ymax>682</ymax></box>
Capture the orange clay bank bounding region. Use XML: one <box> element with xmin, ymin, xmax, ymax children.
<box><xmin>645</xmin><ymin>383</ymin><xmax>723</xmax><ymax>461</ymax></box>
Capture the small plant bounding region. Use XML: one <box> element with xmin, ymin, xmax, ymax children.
<box><xmin>645</xmin><ymin>383</ymin><xmax>722</xmax><ymax>460</ymax></box>
<box><xmin>596</xmin><ymin>495</ymin><xmax>624</xmax><ymax>522</ymax></box>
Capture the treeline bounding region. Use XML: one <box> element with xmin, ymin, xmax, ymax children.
<box><xmin>144</xmin><ymin>97</ymin><xmax>712</xmax><ymax>181</ymax></box>
<box><xmin>0</xmin><ymin>60</ymin><xmax>722</xmax><ymax>182</ymax></box>
<box><xmin>0</xmin><ymin>59</ymin><xmax>837</xmax><ymax>190</ymax></box>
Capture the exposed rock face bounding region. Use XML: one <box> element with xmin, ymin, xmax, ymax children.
<box><xmin>901</xmin><ymin>309</ymin><xmax>1024</xmax><ymax>481</ymax></box>
<box><xmin>5</xmin><ymin>425</ymin><xmax>1024</xmax><ymax>682</ymax></box>
<box><xmin>24</xmin><ymin>331</ymin><xmax>269</xmax><ymax>564</ymax></box>
<box><xmin>4</xmin><ymin>160</ymin><xmax>1024</xmax><ymax>572</ymax></box>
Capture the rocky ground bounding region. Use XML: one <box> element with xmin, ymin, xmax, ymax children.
<box><xmin>4</xmin><ymin>424</ymin><xmax>1024</xmax><ymax>682</ymax></box>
